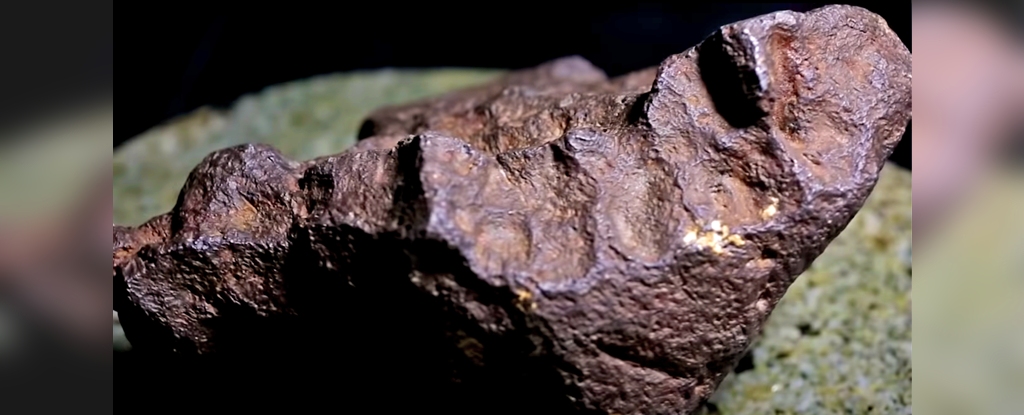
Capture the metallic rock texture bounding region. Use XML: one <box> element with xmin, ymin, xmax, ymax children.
<box><xmin>113</xmin><ymin>6</ymin><xmax>910</xmax><ymax>414</ymax></box>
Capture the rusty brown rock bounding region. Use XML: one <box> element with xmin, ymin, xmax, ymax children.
<box><xmin>113</xmin><ymin>5</ymin><xmax>910</xmax><ymax>414</ymax></box>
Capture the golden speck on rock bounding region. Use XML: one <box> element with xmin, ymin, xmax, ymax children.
<box><xmin>710</xmin><ymin>220</ymin><xmax>722</xmax><ymax>231</ymax></box>
<box><xmin>683</xmin><ymin>230</ymin><xmax>698</xmax><ymax>243</ymax></box>
<box><xmin>727</xmin><ymin>234</ymin><xmax>746</xmax><ymax>246</ymax></box>
<box><xmin>516</xmin><ymin>289</ymin><xmax>532</xmax><ymax>302</ymax></box>
<box><xmin>683</xmin><ymin>220</ymin><xmax>746</xmax><ymax>254</ymax></box>
<box><xmin>762</xmin><ymin>197</ymin><xmax>780</xmax><ymax>219</ymax></box>
<box><xmin>514</xmin><ymin>288</ymin><xmax>537</xmax><ymax>311</ymax></box>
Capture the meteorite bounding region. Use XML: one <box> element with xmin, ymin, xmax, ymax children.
<box><xmin>113</xmin><ymin>5</ymin><xmax>911</xmax><ymax>414</ymax></box>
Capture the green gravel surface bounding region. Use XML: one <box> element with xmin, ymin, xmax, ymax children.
<box><xmin>113</xmin><ymin>68</ymin><xmax>911</xmax><ymax>414</ymax></box>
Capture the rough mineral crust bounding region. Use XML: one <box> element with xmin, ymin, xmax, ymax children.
<box><xmin>113</xmin><ymin>6</ymin><xmax>911</xmax><ymax>414</ymax></box>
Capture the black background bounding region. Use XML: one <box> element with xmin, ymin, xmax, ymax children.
<box><xmin>119</xmin><ymin>2</ymin><xmax>911</xmax><ymax>169</ymax></box>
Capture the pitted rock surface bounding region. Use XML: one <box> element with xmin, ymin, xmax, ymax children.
<box><xmin>113</xmin><ymin>6</ymin><xmax>911</xmax><ymax>414</ymax></box>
